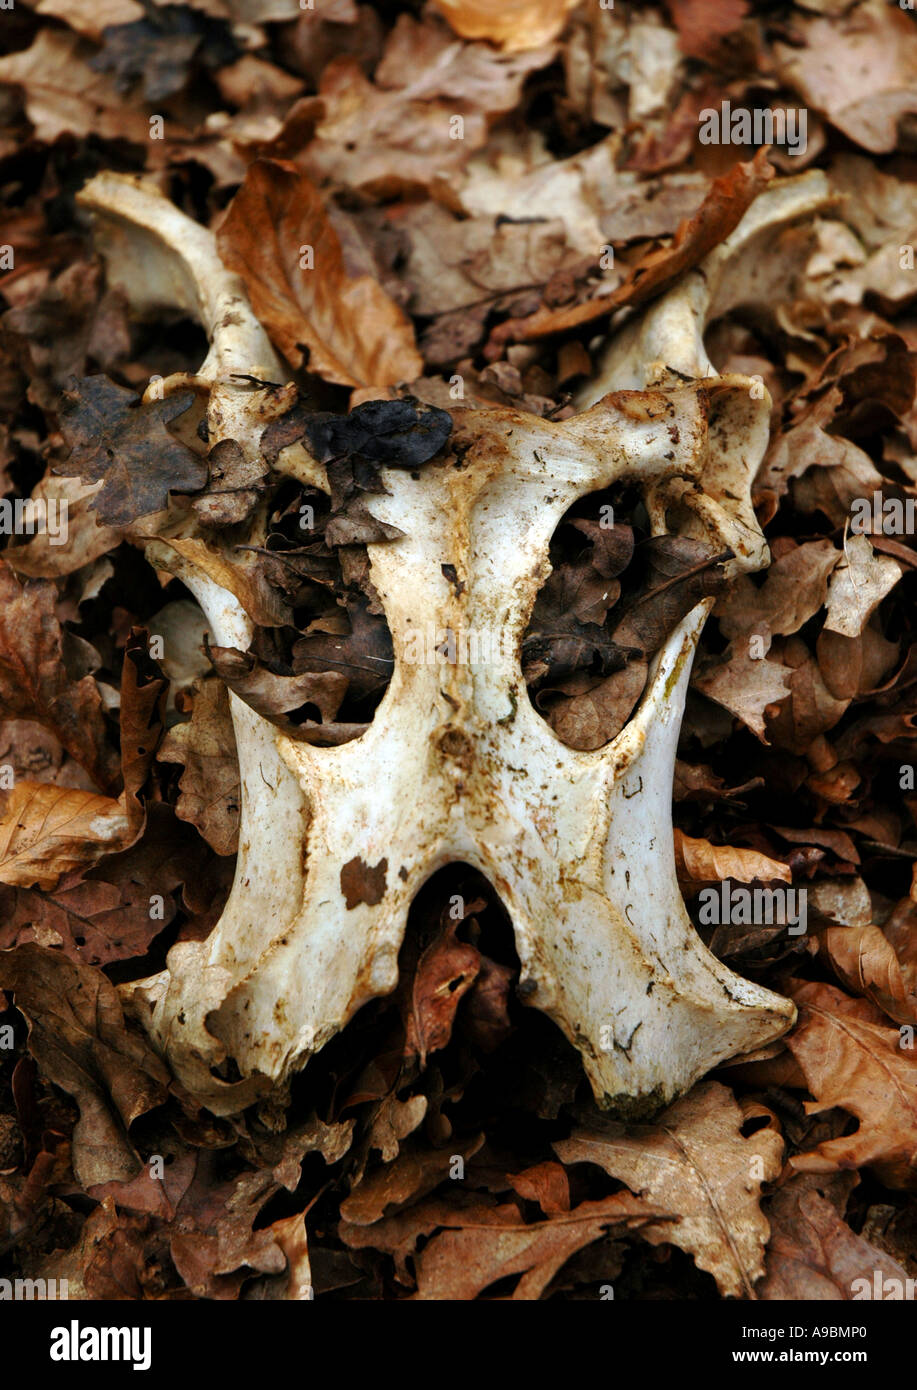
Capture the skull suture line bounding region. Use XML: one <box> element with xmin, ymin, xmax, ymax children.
<box><xmin>76</xmin><ymin>170</ymin><xmax>828</xmax><ymax>1118</ymax></box>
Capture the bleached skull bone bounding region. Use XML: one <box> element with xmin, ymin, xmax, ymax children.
<box><xmin>76</xmin><ymin>171</ymin><xmax>827</xmax><ymax>1117</ymax></box>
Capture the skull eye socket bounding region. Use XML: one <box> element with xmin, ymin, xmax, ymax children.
<box><xmin>206</xmin><ymin>479</ymin><xmax>395</xmax><ymax>744</ymax></box>
<box><xmin>522</xmin><ymin>484</ymin><xmax>649</xmax><ymax>752</ymax></box>
<box><xmin>523</xmin><ymin>482</ymin><xmax>732</xmax><ymax>751</ymax></box>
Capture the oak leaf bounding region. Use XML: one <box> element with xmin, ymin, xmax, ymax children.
<box><xmin>786</xmin><ymin>980</ymin><xmax>917</xmax><ymax>1189</ymax></box>
<box><xmin>554</xmin><ymin>1081</ymin><xmax>784</xmax><ymax>1298</ymax></box>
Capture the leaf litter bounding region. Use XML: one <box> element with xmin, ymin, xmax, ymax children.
<box><xmin>0</xmin><ymin>0</ymin><xmax>916</xmax><ymax>1303</ymax></box>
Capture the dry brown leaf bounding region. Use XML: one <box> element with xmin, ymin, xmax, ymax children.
<box><xmin>665</xmin><ymin>0</ymin><xmax>748</xmax><ymax>60</ymax></box>
<box><xmin>0</xmin><ymin>944</ymin><xmax>170</xmax><ymax>1187</ymax></box>
<box><xmin>776</xmin><ymin>3</ymin><xmax>917</xmax><ymax>154</ymax></box>
<box><xmin>554</xmin><ymin>1082</ymin><xmax>784</xmax><ymax>1298</ymax></box>
<box><xmin>341</xmin><ymin>1135</ymin><xmax>484</xmax><ymax>1225</ymax></box>
<box><xmin>4</xmin><ymin>476</ymin><xmax>124</xmax><ymax>580</ymax></box>
<box><xmin>412</xmin><ymin>1191</ymin><xmax>661</xmax><ymax>1300</ymax></box>
<box><xmin>365</xmin><ymin>1094</ymin><xmax>427</xmax><ymax>1165</ymax></box>
<box><xmin>0</xmin><ymin>630</ymin><xmax>166</xmax><ymax>888</ymax></box>
<box><xmin>261</xmin><ymin>1212</ymin><xmax>313</xmax><ymax>1301</ymax></box>
<box><xmin>816</xmin><ymin>623</ymin><xmax>901</xmax><ymax>702</ymax></box>
<box><xmin>539</xmin><ymin>663</ymin><xmax>648</xmax><ymax>751</ymax></box>
<box><xmin>821</xmin><ymin>924</ymin><xmax>917</xmax><ymax>1026</ymax></box>
<box><xmin>693</xmin><ymin>645</ymin><xmax>793</xmax><ymax>741</ymax></box>
<box><xmin>0</xmin><ymin>782</ymin><xmax>132</xmax><ymax>890</ymax></box>
<box><xmin>824</xmin><ymin>534</ymin><xmax>902</xmax><ymax>638</ymax></box>
<box><xmin>786</xmin><ymin>979</ymin><xmax>917</xmax><ymax>1189</ymax></box>
<box><xmin>282</xmin><ymin>17</ymin><xmax>556</xmax><ymax>195</ymax></box>
<box><xmin>0</xmin><ymin>560</ymin><xmax>118</xmax><ymax>792</ymax></box>
<box><xmin>760</xmin><ymin>1178</ymin><xmax>912</xmax><ymax>1300</ymax></box>
<box><xmin>431</xmin><ymin>0</ymin><xmax>579</xmax><ymax>51</ymax></box>
<box><xmin>674</xmin><ymin>829</ymin><xmax>791</xmax><ymax>886</ymax></box>
<box><xmin>758</xmin><ymin>422</ymin><xmax>885</xmax><ymax>518</ymax></box>
<box><xmin>508</xmin><ymin>1161</ymin><xmax>571</xmax><ymax>1216</ymax></box>
<box><xmin>159</xmin><ymin>677</ymin><xmax>240</xmax><ymax>856</ymax></box>
<box><xmin>488</xmin><ymin>148</ymin><xmax>774</xmax><ymax>346</ymax></box>
<box><xmin>717</xmin><ymin>540</ymin><xmax>840</xmax><ymax>641</ymax></box>
<box><xmin>404</xmin><ymin>919</ymin><xmax>480</xmax><ymax>1066</ymax></box>
<box><xmin>30</xmin><ymin>0</ymin><xmax>144</xmax><ymax>40</ymax></box>
<box><xmin>0</xmin><ymin>29</ymin><xmax>172</xmax><ymax>145</ymax></box>
<box><xmin>764</xmin><ymin>637</ymin><xmax>850</xmax><ymax>754</ymax></box>
<box><xmin>217</xmin><ymin>159</ymin><xmax>422</xmax><ymax>386</ymax></box>
<box><xmin>169</xmin><ymin>1118</ymin><xmax>351</xmax><ymax>1298</ymax></box>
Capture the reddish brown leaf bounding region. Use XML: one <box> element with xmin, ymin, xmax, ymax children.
<box><xmin>217</xmin><ymin>160</ymin><xmax>422</xmax><ymax>386</ymax></box>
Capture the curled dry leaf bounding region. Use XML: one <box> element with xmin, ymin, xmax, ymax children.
<box><xmin>158</xmin><ymin>676</ymin><xmax>241</xmax><ymax>856</ymax></box>
<box><xmin>692</xmin><ymin>645</ymin><xmax>793</xmax><ymax>742</ymax></box>
<box><xmin>364</xmin><ymin>1095</ymin><xmax>427</xmax><ymax>1166</ymax></box>
<box><xmin>404</xmin><ymin>919</ymin><xmax>481</xmax><ymax>1066</ymax></box>
<box><xmin>410</xmin><ymin>1192</ymin><xmax>662</xmax><ymax>1301</ymax></box>
<box><xmin>674</xmin><ymin>829</ymin><xmax>791</xmax><ymax>887</ymax></box>
<box><xmin>0</xmin><ymin>782</ymin><xmax>132</xmax><ymax>890</ymax></box>
<box><xmin>821</xmin><ymin>923</ymin><xmax>917</xmax><ymax>1026</ymax></box>
<box><xmin>207</xmin><ymin>644</ymin><xmax>364</xmax><ymax>746</ymax></box>
<box><xmin>488</xmin><ymin>149</ymin><xmax>774</xmax><ymax>346</ymax></box>
<box><xmin>217</xmin><ymin>159</ymin><xmax>422</xmax><ymax>387</ymax></box>
<box><xmin>554</xmin><ymin>1081</ymin><xmax>784</xmax><ymax>1299</ymax></box>
<box><xmin>824</xmin><ymin>534</ymin><xmax>902</xmax><ymax>638</ymax></box>
<box><xmin>508</xmin><ymin>1161</ymin><xmax>571</xmax><ymax>1216</ymax></box>
<box><xmin>0</xmin><ymin>631</ymin><xmax>167</xmax><ymax>888</ymax></box>
<box><xmin>340</xmin><ymin>1135</ymin><xmax>485</xmax><ymax>1226</ymax></box>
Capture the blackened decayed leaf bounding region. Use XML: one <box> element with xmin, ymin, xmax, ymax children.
<box><xmin>90</xmin><ymin>8</ymin><xmax>238</xmax><ymax>102</ymax></box>
<box><xmin>305</xmin><ymin>397</ymin><xmax>453</xmax><ymax>469</ymax></box>
<box><xmin>57</xmin><ymin>376</ymin><xmax>207</xmax><ymax>526</ymax></box>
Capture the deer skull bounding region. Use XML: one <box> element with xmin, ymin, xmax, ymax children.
<box><xmin>75</xmin><ymin>170</ymin><xmax>828</xmax><ymax>1117</ymax></box>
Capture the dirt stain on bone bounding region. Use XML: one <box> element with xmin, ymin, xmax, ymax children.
<box><xmin>341</xmin><ymin>855</ymin><xmax>388</xmax><ymax>909</ymax></box>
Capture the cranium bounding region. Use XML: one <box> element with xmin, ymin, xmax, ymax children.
<box><xmin>74</xmin><ymin>169</ymin><xmax>828</xmax><ymax>1117</ymax></box>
